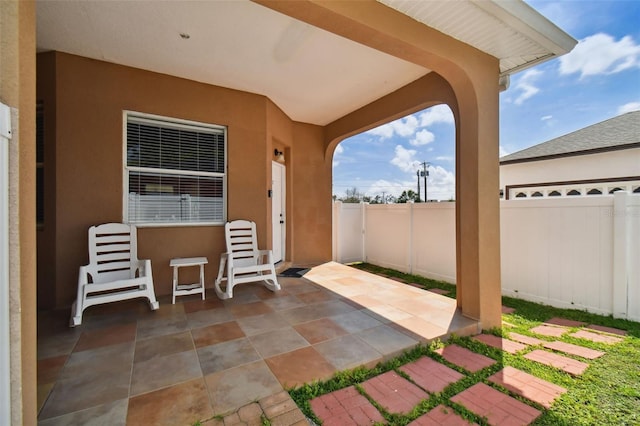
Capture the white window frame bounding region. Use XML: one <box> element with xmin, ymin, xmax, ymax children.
<box><xmin>123</xmin><ymin>111</ymin><xmax>227</xmax><ymax>227</ymax></box>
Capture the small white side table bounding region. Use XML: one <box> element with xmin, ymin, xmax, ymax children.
<box><xmin>170</xmin><ymin>257</ymin><xmax>208</xmax><ymax>304</ymax></box>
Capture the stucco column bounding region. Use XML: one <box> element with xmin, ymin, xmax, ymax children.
<box><xmin>455</xmin><ymin>82</ymin><xmax>502</xmax><ymax>330</ymax></box>
<box><xmin>0</xmin><ymin>0</ymin><xmax>37</xmax><ymax>424</ymax></box>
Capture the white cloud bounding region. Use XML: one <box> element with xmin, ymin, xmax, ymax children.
<box><xmin>390</xmin><ymin>145</ymin><xmax>420</xmax><ymax>173</ymax></box>
<box><xmin>332</xmin><ymin>144</ymin><xmax>345</xmax><ymax>168</ymax></box>
<box><xmin>513</xmin><ymin>69</ymin><xmax>542</xmax><ymax>105</ymax></box>
<box><xmin>423</xmin><ymin>165</ymin><xmax>456</xmax><ymax>201</ymax></box>
<box><xmin>418</xmin><ymin>104</ymin><xmax>454</xmax><ymax>126</ymax></box>
<box><xmin>435</xmin><ymin>156</ymin><xmax>454</xmax><ymax>162</ymax></box>
<box><xmin>559</xmin><ymin>33</ymin><xmax>640</xmax><ymax>78</ymax></box>
<box><xmin>366</xmin><ymin>115</ymin><xmax>419</xmax><ymax>139</ymax></box>
<box><xmin>409</xmin><ymin>129</ymin><xmax>435</xmax><ymax>146</ymax></box>
<box><xmin>366</xmin><ymin>179</ymin><xmax>412</xmax><ymax>199</ymax></box>
<box><xmin>618</xmin><ymin>102</ymin><xmax>640</xmax><ymax>114</ymax></box>
<box><xmin>541</xmin><ymin>115</ymin><xmax>552</xmax><ymax>121</ymax></box>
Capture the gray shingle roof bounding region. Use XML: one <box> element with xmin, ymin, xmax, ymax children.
<box><xmin>500</xmin><ymin>111</ymin><xmax>640</xmax><ymax>164</ymax></box>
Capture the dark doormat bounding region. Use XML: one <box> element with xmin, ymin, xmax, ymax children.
<box><xmin>278</xmin><ymin>268</ymin><xmax>310</xmax><ymax>278</ymax></box>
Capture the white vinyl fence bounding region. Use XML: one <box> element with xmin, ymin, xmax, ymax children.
<box><xmin>332</xmin><ymin>192</ymin><xmax>640</xmax><ymax>322</ymax></box>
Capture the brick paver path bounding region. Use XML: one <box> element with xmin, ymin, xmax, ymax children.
<box><xmin>409</xmin><ymin>404</ymin><xmax>478</xmax><ymax>426</ymax></box>
<box><xmin>530</xmin><ymin>324</ymin><xmax>568</xmax><ymax>338</ymax></box>
<box><xmin>543</xmin><ymin>341</ymin><xmax>605</xmax><ymax>360</ymax></box>
<box><xmin>570</xmin><ymin>330</ymin><xmax>624</xmax><ymax>345</ymax></box>
<box><xmin>586</xmin><ymin>324</ymin><xmax>627</xmax><ymax>336</ymax></box>
<box><xmin>488</xmin><ymin>366</ymin><xmax>567</xmax><ymax>409</ymax></box>
<box><xmin>508</xmin><ymin>332</ymin><xmax>544</xmax><ymax>346</ymax></box>
<box><xmin>426</xmin><ymin>288</ymin><xmax>449</xmax><ymax>295</ymax></box>
<box><xmin>399</xmin><ymin>356</ymin><xmax>464</xmax><ymax>394</ymax></box>
<box><xmin>309</xmin><ymin>386</ymin><xmax>384</xmax><ymax>426</ymax></box>
<box><xmin>451</xmin><ymin>383</ymin><xmax>541</xmax><ymax>426</ymax></box>
<box><xmin>361</xmin><ymin>371</ymin><xmax>428</xmax><ymax>415</ymax></box>
<box><xmin>524</xmin><ymin>350</ymin><xmax>589</xmax><ymax>376</ymax></box>
<box><xmin>502</xmin><ymin>306</ymin><xmax>516</xmax><ymax>314</ymax></box>
<box><xmin>435</xmin><ymin>344</ymin><xmax>495</xmax><ymax>372</ymax></box>
<box><xmin>473</xmin><ymin>334</ymin><xmax>527</xmax><ymax>354</ymax></box>
<box><xmin>545</xmin><ymin>318</ymin><xmax>586</xmax><ymax>327</ymax></box>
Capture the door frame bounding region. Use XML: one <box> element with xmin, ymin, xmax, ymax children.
<box><xmin>271</xmin><ymin>161</ymin><xmax>286</xmax><ymax>263</ymax></box>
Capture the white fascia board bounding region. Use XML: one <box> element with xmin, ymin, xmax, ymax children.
<box><xmin>474</xmin><ymin>0</ymin><xmax>577</xmax><ymax>56</ymax></box>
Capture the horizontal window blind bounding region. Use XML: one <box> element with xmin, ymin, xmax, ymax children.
<box><xmin>125</xmin><ymin>113</ymin><xmax>226</xmax><ymax>225</ymax></box>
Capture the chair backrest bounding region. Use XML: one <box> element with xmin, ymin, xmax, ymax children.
<box><xmin>88</xmin><ymin>223</ymin><xmax>138</xmax><ymax>283</ymax></box>
<box><xmin>225</xmin><ymin>220</ymin><xmax>259</xmax><ymax>267</ymax></box>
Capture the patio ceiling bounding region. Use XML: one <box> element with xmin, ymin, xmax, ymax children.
<box><xmin>36</xmin><ymin>0</ymin><xmax>575</xmax><ymax>126</ymax></box>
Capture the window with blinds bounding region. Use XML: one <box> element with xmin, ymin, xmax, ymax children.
<box><xmin>124</xmin><ymin>112</ymin><xmax>226</xmax><ymax>226</ymax></box>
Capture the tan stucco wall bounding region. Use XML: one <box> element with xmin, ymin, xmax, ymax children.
<box><xmin>37</xmin><ymin>0</ymin><xmax>504</xmax><ymax>331</ymax></box>
<box><xmin>36</xmin><ymin>52</ymin><xmax>332</xmax><ymax>308</ymax></box>
<box><xmin>259</xmin><ymin>0</ymin><xmax>502</xmax><ymax>328</ymax></box>
<box><xmin>1</xmin><ymin>0</ymin><xmax>37</xmax><ymax>424</ymax></box>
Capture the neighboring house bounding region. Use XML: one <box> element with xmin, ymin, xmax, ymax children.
<box><xmin>1</xmin><ymin>1</ymin><xmax>575</xmax><ymax>423</ymax></box>
<box><xmin>500</xmin><ymin>111</ymin><xmax>640</xmax><ymax>199</ymax></box>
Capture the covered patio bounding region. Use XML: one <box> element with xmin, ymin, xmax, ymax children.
<box><xmin>2</xmin><ymin>1</ymin><xmax>576</xmax><ymax>423</ymax></box>
<box><xmin>37</xmin><ymin>262</ymin><xmax>477</xmax><ymax>424</ymax></box>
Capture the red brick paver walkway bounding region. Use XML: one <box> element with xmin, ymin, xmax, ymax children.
<box><xmin>435</xmin><ymin>344</ymin><xmax>495</xmax><ymax>372</ymax></box>
<box><xmin>543</xmin><ymin>341</ymin><xmax>605</xmax><ymax>360</ymax></box>
<box><xmin>570</xmin><ymin>330</ymin><xmax>624</xmax><ymax>345</ymax></box>
<box><xmin>309</xmin><ymin>386</ymin><xmax>384</xmax><ymax>426</ymax></box>
<box><xmin>399</xmin><ymin>356</ymin><xmax>464</xmax><ymax>394</ymax></box>
<box><xmin>473</xmin><ymin>334</ymin><xmax>527</xmax><ymax>354</ymax></box>
<box><xmin>427</xmin><ymin>288</ymin><xmax>450</xmax><ymax>295</ymax></box>
<box><xmin>488</xmin><ymin>366</ymin><xmax>567</xmax><ymax>409</ymax></box>
<box><xmin>508</xmin><ymin>333</ymin><xmax>544</xmax><ymax>346</ymax></box>
<box><xmin>524</xmin><ymin>350</ymin><xmax>589</xmax><ymax>376</ymax></box>
<box><xmin>545</xmin><ymin>318</ymin><xmax>586</xmax><ymax>327</ymax></box>
<box><xmin>361</xmin><ymin>371</ymin><xmax>428</xmax><ymax>415</ymax></box>
<box><xmin>409</xmin><ymin>404</ymin><xmax>478</xmax><ymax>426</ymax></box>
<box><xmin>501</xmin><ymin>306</ymin><xmax>516</xmax><ymax>314</ymax></box>
<box><xmin>451</xmin><ymin>383</ymin><xmax>541</xmax><ymax>426</ymax></box>
<box><xmin>530</xmin><ymin>324</ymin><xmax>568</xmax><ymax>338</ymax></box>
<box><xmin>586</xmin><ymin>324</ymin><xmax>627</xmax><ymax>336</ymax></box>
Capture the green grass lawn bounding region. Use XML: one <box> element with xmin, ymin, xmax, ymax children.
<box><xmin>289</xmin><ymin>263</ymin><xmax>640</xmax><ymax>425</ymax></box>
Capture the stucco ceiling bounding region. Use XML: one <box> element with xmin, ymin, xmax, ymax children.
<box><xmin>36</xmin><ymin>0</ymin><xmax>575</xmax><ymax>126</ymax></box>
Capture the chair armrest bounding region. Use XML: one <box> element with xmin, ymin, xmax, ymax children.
<box><xmin>136</xmin><ymin>259</ymin><xmax>152</xmax><ymax>277</ymax></box>
<box><xmin>78</xmin><ymin>265</ymin><xmax>90</xmax><ymax>285</ymax></box>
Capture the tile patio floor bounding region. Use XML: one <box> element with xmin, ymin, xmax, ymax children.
<box><xmin>36</xmin><ymin>262</ymin><xmax>479</xmax><ymax>425</ymax></box>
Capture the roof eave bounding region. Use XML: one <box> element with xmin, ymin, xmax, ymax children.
<box><xmin>500</xmin><ymin>142</ymin><xmax>640</xmax><ymax>165</ymax></box>
<box><xmin>476</xmin><ymin>0</ymin><xmax>577</xmax><ymax>76</ymax></box>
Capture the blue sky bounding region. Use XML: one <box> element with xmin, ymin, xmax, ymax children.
<box><xmin>332</xmin><ymin>0</ymin><xmax>640</xmax><ymax>201</ymax></box>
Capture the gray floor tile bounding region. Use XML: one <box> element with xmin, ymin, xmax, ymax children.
<box><xmin>197</xmin><ymin>338</ymin><xmax>261</xmax><ymax>375</ymax></box>
<box><xmin>249</xmin><ymin>327</ymin><xmax>309</xmax><ymax>358</ymax></box>
<box><xmin>130</xmin><ymin>350</ymin><xmax>202</xmax><ymax>396</ymax></box>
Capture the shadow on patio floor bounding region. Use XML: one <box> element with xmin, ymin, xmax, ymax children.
<box><xmin>37</xmin><ymin>262</ymin><xmax>478</xmax><ymax>425</ymax></box>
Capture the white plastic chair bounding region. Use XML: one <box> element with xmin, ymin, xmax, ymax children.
<box><xmin>70</xmin><ymin>223</ymin><xmax>159</xmax><ymax>326</ymax></box>
<box><xmin>214</xmin><ymin>220</ymin><xmax>281</xmax><ymax>299</ymax></box>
